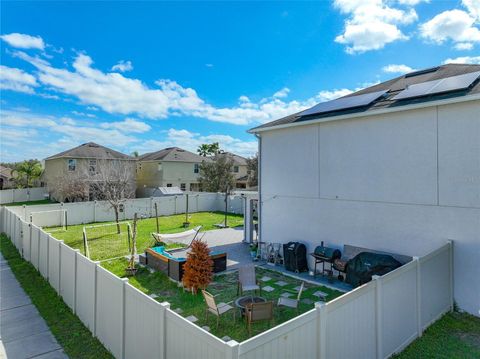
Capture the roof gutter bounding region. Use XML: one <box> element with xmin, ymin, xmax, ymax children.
<box><xmin>248</xmin><ymin>93</ymin><xmax>480</xmax><ymax>134</ymax></box>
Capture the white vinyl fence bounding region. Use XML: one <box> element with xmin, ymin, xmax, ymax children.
<box><xmin>0</xmin><ymin>205</ymin><xmax>453</xmax><ymax>359</ymax></box>
<box><xmin>7</xmin><ymin>193</ymin><xmax>245</xmax><ymax>227</ymax></box>
<box><xmin>0</xmin><ymin>187</ymin><xmax>48</xmax><ymax>204</ymax></box>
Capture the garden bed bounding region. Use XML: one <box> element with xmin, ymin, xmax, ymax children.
<box><xmin>101</xmin><ymin>258</ymin><xmax>343</xmax><ymax>342</ymax></box>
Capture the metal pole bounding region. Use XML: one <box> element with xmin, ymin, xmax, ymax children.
<box><xmin>154</xmin><ymin>202</ymin><xmax>159</xmax><ymax>233</ymax></box>
<box><xmin>224</xmin><ymin>189</ymin><xmax>228</xmax><ymax>228</ymax></box>
<box><xmin>185</xmin><ymin>194</ymin><xmax>189</xmax><ymax>226</ymax></box>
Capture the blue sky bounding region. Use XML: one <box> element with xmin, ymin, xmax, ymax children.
<box><xmin>1</xmin><ymin>0</ymin><xmax>479</xmax><ymax>162</ymax></box>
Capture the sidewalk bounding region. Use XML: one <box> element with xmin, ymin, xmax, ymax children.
<box><xmin>0</xmin><ymin>253</ymin><xmax>68</xmax><ymax>358</ymax></box>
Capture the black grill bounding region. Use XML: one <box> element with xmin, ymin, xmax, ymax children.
<box><xmin>310</xmin><ymin>242</ymin><xmax>342</xmax><ymax>279</ymax></box>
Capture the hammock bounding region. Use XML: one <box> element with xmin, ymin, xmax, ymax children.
<box><xmin>151</xmin><ymin>226</ymin><xmax>203</xmax><ymax>246</ymax></box>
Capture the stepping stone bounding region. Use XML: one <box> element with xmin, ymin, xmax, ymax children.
<box><xmin>294</xmin><ymin>286</ymin><xmax>303</xmax><ymax>291</ymax></box>
<box><xmin>173</xmin><ymin>308</ymin><xmax>183</xmax><ymax>314</ymax></box>
<box><xmin>313</xmin><ymin>291</ymin><xmax>328</xmax><ymax>300</ymax></box>
<box><xmin>262</xmin><ymin>286</ymin><xmax>275</xmax><ymax>292</ymax></box>
<box><xmin>201</xmin><ymin>326</ymin><xmax>210</xmax><ymax>332</ymax></box>
<box><xmin>222</xmin><ymin>336</ymin><xmax>232</xmax><ymax>342</ymax></box>
<box><xmin>185</xmin><ymin>315</ymin><xmax>198</xmax><ymax>323</ymax></box>
<box><xmin>149</xmin><ymin>294</ymin><xmax>158</xmax><ymax>299</ymax></box>
<box><xmin>275</xmin><ymin>280</ymin><xmax>288</xmax><ymax>287</ymax></box>
<box><xmin>301</xmin><ymin>298</ymin><xmax>314</xmax><ymax>305</ymax></box>
<box><xmin>260</xmin><ymin>276</ymin><xmax>272</xmax><ymax>282</ymax></box>
<box><xmin>280</xmin><ymin>292</ymin><xmax>292</xmax><ymax>298</ymax></box>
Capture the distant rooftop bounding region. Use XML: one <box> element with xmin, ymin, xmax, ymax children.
<box><xmin>138</xmin><ymin>147</ymin><xmax>209</xmax><ymax>162</ymax></box>
<box><xmin>250</xmin><ymin>64</ymin><xmax>480</xmax><ymax>133</ymax></box>
<box><xmin>45</xmin><ymin>142</ymin><xmax>134</xmax><ymax>160</ymax></box>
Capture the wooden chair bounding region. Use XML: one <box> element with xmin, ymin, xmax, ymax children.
<box><xmin>237</xmin><ymin>265</ymin><xmax>261</xmax><ymax>295</ymax></box>
<box><xmin>245</xmin><ymin>301</ymin><xmax>274</xmax><ymax>334</ymax></box>
<box><xmin>277</xmin><ymin>282</ymin><xmax>305</xmax><ymax>312</ymax></box>
<box><xmin>201</xmin><ymin>290</ymin><xmax>235</xmax><ymax>329</ymax></box>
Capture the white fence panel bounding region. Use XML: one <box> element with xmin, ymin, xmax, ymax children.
<box><xmin>21</xmin><ymin>221</ymin><xmax>31</xmax><ymax>261</ymax></box>
<box><xmin>14</xmin><ymin>217</ymin><xmax>21</xmax><ymax>251</ymax></box>
<box><xmin>326</xmin><ymin>283</ymin><xmax>377</xmax><ymax>359</ymax></box>
<box><xmin>125</xmin><ymin>199</ymin><xmax>151</xmax><ymax>219</ymax></box>
<box><xmin>60</xmin><ymin>243</ymin><xmax>77</xmax><ymax>310</ymax></box>
<box><xmin>124</xmin><ymin>284</ymin><xmax>166</xmax><ymax>359</ymax></box>
<box><xmin>75</xmin><ymin>253</ymin><xmax>96</xmax><ymax>331</ymax></box>
<box><xmin>96</xmin><ymin>266</ymin><xmax>125</xmax><ymax>359</ymax></box>
<box><xmin>154</xmin><ymin>197</ymin><xmax>176</xmax><ymax>216</ymax></box>
<box><xmin>94</xmin><ymin>202</ymin><xmax>115</xmax><ymax>223</ymax></box>
<box><xmin>239</xmin><ymin>309</ymin><xmax>317</xmax><ymax>359</ymax></box>
<box><xmin>38</xmin><ymin>231</ymin><xmax>49</xmax><ymax>279</ymax></box>
<box><xmin>0</xmin><ymin>187</ymin><xmax>48</xmax><ymax>204</ymax></box>
<box><xmin>165</xmin><ymin>309</ymin><xmax>231</xmax><ymax>359</ymax></box>
<box><xmin>30</xmin><ymin>225</ymin><xmax>41</xmax><ymax>270</ymax></box>
<box><xmin>63</xmin><ymin>202</ymin><xmax>95</xmax><ymax>224</ymax></box>
<box><xmin>420</xmin><ymin>243</ymin><xmax>452</xmax><ymax>329</ymax></box>
<box><xmin>48</xmin><ymin>236</ymin><xmax>61</xmax><ymax>293</ymax></box>
<box><xmin>31</xmin><ymin>209</ymin><xmax>65</xmax><ymax>227</ymax></box>
<box><xmin>380</xmin><ymin>260</ymin><xmax>418</xmax><ymax>358</ymax></box>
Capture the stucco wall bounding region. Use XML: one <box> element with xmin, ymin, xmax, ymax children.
<box><xmin>137</xmin><ymin>161</ymin><xmax>201</xmax><ymax>190</ymax></box>
<box><xmin>260</xmin><ymin>100</ymin><xmax>480</xmax><ymax>316</ymax></box>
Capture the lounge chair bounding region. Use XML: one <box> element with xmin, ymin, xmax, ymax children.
<box><xmin>202</xmin><ymin>290</ymin><xmax>235</xmax><ymax>329</ymax></box>
<box><xmin>237</xmin><ymin>265</ymin><xmax>261</xmax><ymax>295</ymax></box>
<box><xmin>277</xmin><ymin>282</ymin><xmax>304</xmax><ymax>312</ymax></box>
<box><xmin>245</xmin><ymin>301</ymin><xmax>274</xmax><ymax>334</ymax></box>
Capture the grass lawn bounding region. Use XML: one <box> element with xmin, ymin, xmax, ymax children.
<box><xmin>101</xmin><ymin>258</ymin><xmax>343</xmax><ymax>342</ymax></box>
<box><xmin>0</xmin><ymin>234</ymin><xmax>113</xmax><ymax>359</ymax></box>
<box><xmin>48</xmin><ymin>211</ymin><xmax>244</xmax><ymax>261</ymax></box>
<box><xmin>394</xmin><ymin>311</ymin><xmax>480</xmax><ymax>359</ymax></box>
<box><xmin>2</xmin><ymin>199</ymin><xmax>57</xmax><ymax>206</ymax></box>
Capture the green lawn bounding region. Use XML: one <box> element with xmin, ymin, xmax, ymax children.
<box><xmin>102</xmin><ymin>258</ymin><xmax>343</xmax><ymax>342</ymax></box>
<box><xmin>2</xmin><ymin>199</ymin><xmax>56</xmax><ymax>206</ymax></box>
<box><xmin>0</xmin><ymin>234</ymin><xmax>113</xmax><ymax>359</ymax></box>
<box><xmin>47</xmin><ymin>211</ymin><xmax>244</xmax><ymax>261</ymax></box>
<box><xmin>394</xmin><ymin>311</ymin><xmax>480</xmax><ymax>359</ymax></box>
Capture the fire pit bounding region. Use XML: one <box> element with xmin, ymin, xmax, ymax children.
<box><xmin>235</xmin><ymin>295</ymin><xmax>266</xmax><ymax>316</ymax></box>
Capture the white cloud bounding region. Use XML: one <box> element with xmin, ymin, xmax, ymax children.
<box><xmin>0</xmin><ymin>65</ymin><xmax>38</xmax><ymax>93</ymax></box>
<box><xmin>0</xmin><ymin>33</ymin><xmax>45</xmax><ymax>50</ymax></box>
<box><xmin>111</xmin><ymin>60</ymin><xmax>133</xmax><ymax>72</ymax></box>
<box><xmin>334</xmin><ymin>0</ymin><xmax>418</xmax><ymax>53</ymax></box>
<box><xmin>443</xmin><ymin>56</ymin><xmax>480</xmax><ymax>64</ymax></box>
<box><xmin>382</xmin><ymin>64</ymin><xmax>415</xmax><ymax>74</ymax></box>
<box><xmin>273</xmin><ymin>87</ymin><xmax>290</xmax><ymax>98</ymax></box>
<box><xmin>454</xmin><ymin>42</ymin><xmax>474</xmax><ymax>50</ymax></box>
<box><xmin>315</xmin><ymin>88</ymin><xmax>354</xmax><ymax>102</ymax></box>
<box><xmin>397</xmin><ymin>0</ymin><xmax>428</xmax><ymax>5</ymax></box>
<box><xmin>71</xmin><ymin>110</ymin><xmax>96</xmax><ymax>118</ymax></box>
<box><xmin>463</xmin><ymin>0</ymin><xmax>480</xmax><ymax>19</ymax></box>
<box><xmin>101</xmin><ymin>118</ymin><xmax>151</xmax><ymax>133</ymax></box>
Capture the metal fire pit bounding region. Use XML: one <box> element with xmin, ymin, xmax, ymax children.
<box><xmin>235</xmin><ymin>295</ymin><xmax>266</xmax><ymax>316</ymax></box>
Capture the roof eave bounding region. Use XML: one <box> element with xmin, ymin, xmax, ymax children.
<box><xmin>248</xmin><ymin>93</ymin><xmax>480</xmax><ymax>134</ymax></box>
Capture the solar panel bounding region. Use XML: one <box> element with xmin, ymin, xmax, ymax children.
<box><xmin>393</xmin><ymin>71</ymin><xmax>480</xmax><ymax>100</ymax></box>
<box><xmin>301</xmin><ymin>90</ymin><xmax>388</xmax><ymax>117</ymax></box>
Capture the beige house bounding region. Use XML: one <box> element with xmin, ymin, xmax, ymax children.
<box><xmin>43</xmin><ymin>142</ymin><xmax>136</xmax><ymax>202</ymax></box>
<box><xmin>0</xmin><ymin>165</ymin><xmax>15</xmax><ymax>190</ymax></box>
<box><xmin>136</xmin><ymin>147</ymin><xmax>207</xmax><ymax>195</ymax></box>
<box><xmin>220</xmin><ymin>152</ymin><xmax>251</xmax><ymax>189</ymax></box>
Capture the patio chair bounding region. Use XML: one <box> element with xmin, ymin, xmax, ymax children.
<box><xmin>277</xmin><ymin>282</ymin><xmax>304</xmax><ymax>312</ymax></box>
<box><xmin>237</xmin><ymin>265</ymin><xmax>261</xmax><ymax>295</ymax></box>
<box><xmin>202</xmin><ymin>290</ymin><xmax>235</xmax><ymax>329</ymax></box>
<box><xmin>245</xmin><ymin>301</ymin><xmax>274</xmax><ymax>334</ymax></box>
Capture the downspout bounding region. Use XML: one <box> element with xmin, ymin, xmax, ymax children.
<box><xmin>255</xmin><ymin>133</ymin><xmax>262</xmax><ymax>245</ymax></box>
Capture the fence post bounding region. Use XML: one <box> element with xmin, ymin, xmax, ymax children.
<box><xmin>448</xmin><ymin>240</ymin><xmax>454</xmax><ymax>312</ymax></box>
<box><xmin>58</xmin><ymin>240</ymin><xmax>63</xmax><ymax>296</ymax></box>
<box><xmin>373</xmin><ymin>275</ymin><xmax>383</xmax><ymax>359</ymax></box>
<box><xmin>73</xmin><ymin>249</ymin><xmax>80</xmax><ymax>314</ymax></box>
<box><xmin>413</xmin><ymin>256</ymin><xmax>422</xmax><ymax>337</ymax></box>
<box><xmin>315</xmin><ymin>301</ymin><xmax>327</xmax><ymax>359</ymax></box>
<box><xmin>23</xmin><ymin>204</ymin><xmax>27</xmax><ymax>221</ymax></box>
<box><xmin>160</xmin><ymin>302</ymin><xmax>170</xmax><ymax>359</ymax></box>
<box><xmin>121</xmin><ymin>277</ymin><xmax>129</xmax><ymax>359</ymax></box>
<box><xmin>93</xmin><ymin>261</ymin><xmax>100</xmax><ymax>337</ymax></box>
<box><xmin>225</xmin><ymin>340</ymin><xmax>239</xmax><ymax>359</ymax></box>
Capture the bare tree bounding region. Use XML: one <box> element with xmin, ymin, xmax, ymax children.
<box><xmin>90</xmin><ymin>160</ymin><xmax>136</xmax><ymax>233</ymax></box>
<box><xmin>50</xmin><ymin>167</ymin><xmax>90</xmax><ymax>202</ymax></box>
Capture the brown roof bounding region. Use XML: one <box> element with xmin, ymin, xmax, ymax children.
<box><xmin>250</xmin><ymin>64</ymin><xmax>480</xmax><ymax>132</ymax></box>
<box><xmin>138</xmin><ymin>147</ymin><xmax>209</xmax><ymax>162</ymax></box>
<box><xmin>0</xmin><ymin>165</ymin><xmax>13</xmax><ymax>179</ymax></box>
<box><xmin>220</xmin><ymin>152</ymin><xmax>248</xmax><ymax>166</ymax></box>
<box><xmin>45</xmin><ymin>142</ymin><xmax>134</xmax><ymax>160</ymax></box>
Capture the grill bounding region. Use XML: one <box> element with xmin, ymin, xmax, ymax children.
<box><xmin>310</xmin><ymin>242</ymin><xmax>341</xmax><ymax>278</ymax></box>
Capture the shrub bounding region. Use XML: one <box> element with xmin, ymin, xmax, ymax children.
<box><xmin>182</xmin><ymin>240</ymin><xmax>213</xmax><ymax>294</ymax></box>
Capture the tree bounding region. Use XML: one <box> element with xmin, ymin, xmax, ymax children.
<box><xmin>197</xmin><ymin>142</ymin><xmax>220</xmax><ymax>157</ymax></box>
<box><xmin>246</xmin><ymin>154</ymin><xmax>258</xmax><ymax>188</ymax></box>
<box><xmin>50</xmin><ymin>171</ymin><xmax>89</xmax><ymax>202</ymax></box>
<box><xmin>12</xmin><ymin>160</ymin><xmax>43</xmax><ymax>188</ymax></box>
<box><xmin>182</xmin><ymin>239</ymin><xmax>213</xmax><ymax>294</ymax></box>
<box><xmin>131</xmin><ymin>151</ymin><xmax>139</xmax><ymax>158</ymax></box>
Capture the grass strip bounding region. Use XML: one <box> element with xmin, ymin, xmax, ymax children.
<box><xmin>0</xmin><ymin>233</ymin><xmax>113</xmax><ymax>359</ymax></box>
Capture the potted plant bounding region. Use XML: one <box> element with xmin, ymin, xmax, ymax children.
<box><xmin>126</xmin><ymin>213</ymin><xmax>138</xmax><ymax>276</ymax></box>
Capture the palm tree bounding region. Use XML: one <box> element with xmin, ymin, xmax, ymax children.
<box><xmin>12</xmin><ymin>160</ymin><xmax>43</xmax><ymax>188</ymax></box>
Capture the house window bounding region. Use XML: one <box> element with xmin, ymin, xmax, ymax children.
<box><xmin>194</xmin><ymin>163</ymin><xmax>199</xmax><ymax>174</ymax></box>
<box><xmin>233</xmin><ymin>165</ymin><xmax>239</xmax><ymax>173</ymax></box>
<box><xmin>166</xmin><ymin>183</ymin><xmax>172</xmax><ymax>187</ymax></box>
<box><xmin>158</xmin><ymin>163</ymin><xmax>162</xmax><ymax>171</ymax></box>
<box><xmin>68</xmin><ymin>159</ymin><xmax>76</xmax><ymax>171</ymax></box>
<box><xmin>180</xmin><ymin>183</ymin><xmax>186</xmax><ymax>191</ymax></box>
<box><xmin>89</xmin><ymin>159</ymin><xmax>97</xmax><ymax>174</ymax></box>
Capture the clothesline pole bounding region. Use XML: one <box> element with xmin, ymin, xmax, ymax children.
<box><xmin>154</xmin><ymin>202</ymin><xmax>159</xmax><ymax>233</ymax></box>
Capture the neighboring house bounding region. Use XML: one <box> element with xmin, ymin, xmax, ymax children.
<box><xmin>0</xmin><ymin>165</ymin><xmax>14</xmax><ymax>189</ymax></box>
<box><xmin>136</xmin><ymin>147</ymin><xmax>208</xmax><ymax>196</ymax></box>
<box><xmin>219</xmin><ymin>152</ymin><xmax>251</xmax><ymax>189</ymax></box>
<box><xmin>43</xmin><ymin>142</ymin><xmax>136</xmax><ymax>202</ymax></box>
<box><xmin>249</xmin><ymin>64</ymin><xmax>480</xmax><ymax>316</ymax></box>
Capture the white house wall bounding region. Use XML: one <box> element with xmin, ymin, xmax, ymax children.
<box><xmin>260</xmin><ymin>100</ymin><xmax>480</xmax><ymax>316</ymax></box>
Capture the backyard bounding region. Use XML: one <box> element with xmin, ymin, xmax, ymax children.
<box><xmin>102</xmin><ymin>258</ymin><xmax>343</xmax><ymax>342</ymax></box>
<box><xmin>47</xmin><ymin>211</ymin><xmax>244</xmax><ymax>261</ymax></box>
